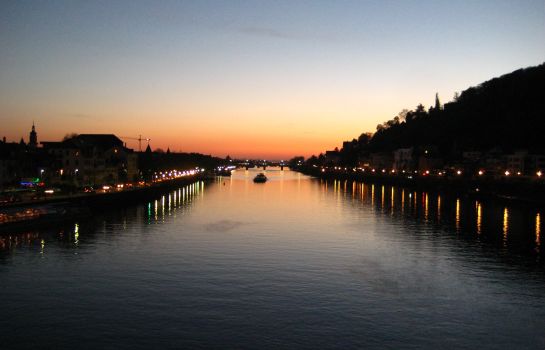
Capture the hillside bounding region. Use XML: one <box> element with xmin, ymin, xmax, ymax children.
<box><xmin>367</xmin><ymin>63</ymin><xmax>545</xmax><ymax>157</ymax></box>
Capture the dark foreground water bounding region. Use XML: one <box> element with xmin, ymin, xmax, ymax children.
<box><xmin>1</xmin><ymin>169</ymin><xmax>545</xmax><ymax>349</ymax></box>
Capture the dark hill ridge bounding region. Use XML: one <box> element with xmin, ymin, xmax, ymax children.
<box><xmin>367</xmin><ymin>62</ymin><xmax>545</xmax><ymax>156</ymax></box>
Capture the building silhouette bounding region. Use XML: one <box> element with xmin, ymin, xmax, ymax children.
<box><xmin>29</xmin><ymin>122</ymin><xmax>38</xmax><ymax>148</ymax></box>
<box><xmin>41</xmin><ymin>134</ymin><xmax>138</xmax><ymax>185</ymax></box>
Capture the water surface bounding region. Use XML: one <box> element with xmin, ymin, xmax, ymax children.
<box><xmin>2</xmin><ymin>168</ymin><xmax>544</xmax><ymax>349</ymax></box>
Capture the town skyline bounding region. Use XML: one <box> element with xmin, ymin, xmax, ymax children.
<box><xmin>2</xmin><ymin>1</ymin><xmax>544</xmax><ymax>159</ymax></box>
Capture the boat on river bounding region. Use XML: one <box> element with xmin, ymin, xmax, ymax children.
<box><xmin>253</xmin><ymin>173</ymin><xmax>268</xmax><ymax>183</ymax></box>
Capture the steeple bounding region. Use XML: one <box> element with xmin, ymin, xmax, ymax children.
<box><xmin>29</xmin><ymin>121</ymin><xmax>37</xmax><ymax>148</ymax></box>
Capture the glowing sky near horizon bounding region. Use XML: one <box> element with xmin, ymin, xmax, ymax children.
<box><xmin>1</xmin><ymin>0</ymin><xmax>544</xmax><ymax>159</ymax></box>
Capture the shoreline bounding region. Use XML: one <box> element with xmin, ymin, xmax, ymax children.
<box><xmin>297</xmin><ymin>167</ymin><xmax>545</xmax><ymax>208</ymax></box>
<box><xmin>0</xmin><ymin>175</ymin><xmax>205</xmax><ymax>233</ymax></box>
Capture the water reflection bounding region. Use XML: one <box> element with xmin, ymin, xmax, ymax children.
<box><xmin>424</xmin><ymin>193</ymin><xmax>429</xmax><ymax>221</ymax></box>
<box><xmin>476</xmin><ymin>201</ymin><xmax>482</xmax><ymax>235</ymax></box>
<box><xmin>536</xmin><ymin>212</ymin><xmax>541</xmax><ymax>251</ymax></box>
<box><xmin>2</xmin><ymin>176</ymin><xmax>543</xmax><ymax>265</ymax></box>
<box><xmin>318</xmin><ymin>179</ymin><xmax>543</xmax><ymax>261</ymax></box>
<box><xmin>437</xmin><ymin>195</ymin><xmax>441</xmax><ymax>222</ymax></box>
<box><xmin>455</xmin><ymin>198</ymin><xmax>461</xmax><ymax>232</ymax></box>
<box><xmin>381</xmin><ymin>185</ymin><xmax>385</xmax><ymax>212</ymax></box>
<box><xmin>0</xmin><ymin>181</ymin><xmax>204</xmax><ymax>255</ymax></box>
<box><xmin>390</xmin><ymin>186</ymin><xmax>395</xmax><ymax>216</ymax></box>
<box><xmin>74</xmin><ymin>223</ymin><xmax>79</xmax><ymax>246</ymax></box>
<box><xmin>2</xmin><ymin>170</ymin><xmax>545</xmax><ymax>349</ymax></box>
<box><xmin>503</xmin><ymin>207</ymin><xmax>509</xmax><ymax>247</ymax></box>
<box><xmin>401</xmin><ymin>189</ymin><xmax>405</xmax><ymax>215</ymax></box>
<box><xmin>147</xmin><ymin>181</ymin><xmax>203</xmax><ymax>225</ymax></box>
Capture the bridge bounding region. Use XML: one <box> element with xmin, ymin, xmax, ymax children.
<box><xmin>234</xmin><ymin>159</ymin><xmax>290</xmax><ymax>171</ymax></box>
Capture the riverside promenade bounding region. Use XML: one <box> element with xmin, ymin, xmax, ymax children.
<box><xmin>0</xmin><ymin>172</ymin><xmax>207</xmax><ymax>233</ymax></box>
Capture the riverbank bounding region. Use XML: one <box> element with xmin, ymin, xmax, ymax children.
<box><xmin>0</xmin><ymin>174</ymin><xmax>206</xmax><ymax>233</ymax></box>
<box><xmin>297</xmin><ymin>166</ymin><xmax>545</xmax><ymax>207</ymax></box>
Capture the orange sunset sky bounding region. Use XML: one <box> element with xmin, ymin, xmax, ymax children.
<box><xmin>2</xmin><ymin>1</ymin><xmax>544</xmax><ymax>159</ymax></box>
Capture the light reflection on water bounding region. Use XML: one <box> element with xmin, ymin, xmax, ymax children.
<box><xmin>437</xmin><ymin>194</ymin><xmax>441</xmax><ymax>222</ymax></box>
<box><xmin>537</xmin><ymin>213</ymin><xmax>541</xmax><ymax>250</ymax></box>
<box><xmin>1</xmin><ymin>169</ymin><xmax>545</xmax><ymax>350</ymax></box>
<box><xmin>328</xmin><ymin>178</ymin><xmax>543</xmax><ymax>257</ymax></box>
<box><xmin>503</xmin><ymin>207</ymin><xmax>510</xmax><ymax>247</ymax></box>
<box><xmin>455</xmin><ymin>198</ymin><xmax>461</xmax><ymax>232</ymax></box>
<box><xmin>0</xmin><ymin>181</ymin><xmax>203</xmax><ymax>252</ymax></box>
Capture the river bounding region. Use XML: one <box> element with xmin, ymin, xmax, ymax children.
<box><xmin>1</xmin><ymin>168</ymin><xmax>544</xmax><ymax>349</ymax></box>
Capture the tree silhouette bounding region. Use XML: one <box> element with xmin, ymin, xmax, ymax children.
<box><xmin>306</xmin><ymin>62</ymin><xmax>545</xmax><ymax>167</ymax></box>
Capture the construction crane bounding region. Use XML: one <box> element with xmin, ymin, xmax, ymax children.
<box><xmin>120</xmin><ymin>135</ymin><xmax>151</xmax><ymax>152</ymax></box>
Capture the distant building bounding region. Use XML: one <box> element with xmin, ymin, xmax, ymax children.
<box><xmin>41</xmin><ymin>134</ymin><xmax>138</xmax><ymax>186</ymax></box>
<box><xmin>504</xmin><ymin>151</ymin><xmax>545</xmax><ymax>174</ymax></box>
<box><xmin>505</xmin><ymin>151</ymin><xmax>528</xmax><ymax>173</ymax></box>
<box><xmin>342</xmin><ymin>140</ymin><xmax>358</xmax><ymax>153</ymax></box>
<box><xmin>325</xmin><ymin>150</ymin><xmax>341</xmax><ymax>165</ymax></box>
<box><xmin>357</xmin><ymin>154</ymin><xmax>370</xmax><ymax>168</ymax></box>
<box><xmin>462</xmin><ymin>151</ymin><xmax>481</xmax><ymax>162</ymax></box>
<box><xmin>0</xmin><ymin>142</ymin><xmax>23</xmax><ymax>186</ymax></box>
<box><xmin>393</xmin><ymin>148</ymin><xmax>414</xmax><ymax>171</ymax></box>
<box><xmin>481</xmin><ymin>148</ymin><xmax>504</xmax><ymax>173</ymax></box>
<box><xmin>0</xmin><ymin>124</ymin><xmax>45</xmax><ymax>187</ymax></box>
<box><xmin>370</xmin><ymin>152</ymin><xmax>393</xmax><ymax>170</ymax></box>
<box><xmin>29</xmin><ymin>122</ymin><xmax>38</xmax><ymax>149</ymax></box>
<box><xmin>417</xmin><ymin>146</ymin><xmax>443</xmax><ymax>171</ymax></box>
<box><xmin>418</xmin><ymin>156</ymin><xmax>443</xmax><ymax>172</ymax></box>
<box><xmin>527</xmin><ymin>154</ymin><xmax>545</xmax><ymax>173</ymax></box>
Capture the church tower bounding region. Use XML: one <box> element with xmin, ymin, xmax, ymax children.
<box><xmin>29</xmin><ymin>122</ymin><xmax>37</xmax><ymax>148</ymax></box>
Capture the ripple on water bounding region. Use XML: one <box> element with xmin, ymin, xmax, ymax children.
<box><xmin>1</xmin><ymin>170</ymin><xmax>545</xmax><ymax>349</ymax></box>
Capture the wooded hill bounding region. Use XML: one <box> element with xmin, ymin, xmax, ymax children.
<box><xmin>366</xmin><ymin>63</ymin><xmax>545</xmax><ymax>157</ymax></box>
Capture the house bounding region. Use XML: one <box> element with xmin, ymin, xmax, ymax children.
<box><xmin>370</xmin><ymin>152</ymin><xmax>393</xmax><ymax>170</ymax></box>
<box><xmin>505</xmin><ymin>150</ymin><xmax>528</xmax><ymax>173</ymax></box>
<box><xmin>0</xmin><ymin>142</ymin><xmax>24</xmax><ymax>187</ymax></box>
<box><xmin>325</xmin><ymin>150</ymin><xmax>341</xmax><ymax>166</ymax></box>
<box><xmin>527</xmin><ymin>154</ymin><xmax>545</xmax><ymax>173</ymax></box>
<box><xmin>393</xmin><ymin>148</ymin><xmax>414</xmax><ymax>171</ymax></box>
<box><xmin>0</xmin><ymin>125</ymin><xmax>45</xmax><ymax>188</ymax></box>
<box><xmin>503</xmin><ymin>151</ymin><xmax>545</xmax><ymax>174</ymax></box>
<box><xmin>41</xmin><ymin>134</ymin><xmax>138</xmax><ymax>186</ymax></box>
<box><xmin>416</xmin><ymin>146</ymin><xmax>443</xmax><ymax>171</ymax></box>
<box><xmin>462</xmin><ymin>151</ymin><xmax>482</xmax><ymax>162</ymax></box>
